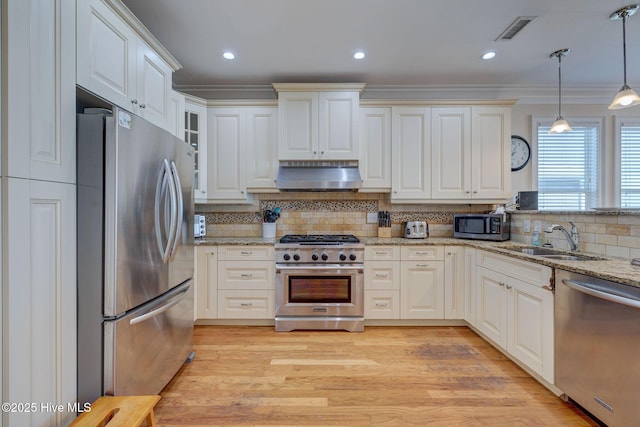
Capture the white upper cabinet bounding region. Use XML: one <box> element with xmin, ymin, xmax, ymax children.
<box><xmin>274</xmin><ymin>83</ymin><xmax>364</xmax><ymax>160</ymax></box>
<box><xmin>359</xmin><ymin>107</ymin><xmax>392</xmax><ymax>191</ymax></box>
<box><xmin>77</xmin><ymin>0</ymin><xmax>179</xmax><ymax>131</ymax></box>
<box><xmin>431</xmin><ymin>107</ymin><xmax>471</xmax><ymax>199</ymax></box>
<box><xmin>391</xmin><ymin>107</ymin><xmax>432</xmax><ymax>201</ymax></box>
<box><xmin>246</xmin><ymin>107</ymin><xmax>278</xmax><ymax>192</ymax></box>
<box><xmin>167</xmin><ymin>89</ymin><xmax>185</xmax><ymax>138</ymax></box>
<box><xmin>185</xmin><ymin>97</ymin><xmax>208</xmax><ymax>202</ymax></box>
<box><xmin>206</xmin><ymin>108</ymin><xmax>248</xmax><ymax>202</ymax></box>
<box><xmin>471</xmin><ymin>106</ymin><xmax>511</xmax><ymax>199</ymax></box>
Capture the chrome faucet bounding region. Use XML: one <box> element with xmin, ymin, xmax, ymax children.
<box><xmin>544</xmin><ymin>222</ymin><xmax>579</xmax><ymax>251</ymax></box>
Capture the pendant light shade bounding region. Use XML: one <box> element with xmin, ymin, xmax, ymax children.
<box><xmin>549</xmin><ymin>49</ymin><xmax>572</xmax><ymax>134</ymax></box>
<box><xmin>609</xmin><ymin>5</ymin><xmax>640</xmax><ymax>110</ymax></box>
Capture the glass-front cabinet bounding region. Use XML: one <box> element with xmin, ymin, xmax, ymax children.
<box><xmin>184</xmin><ymin>98</ymin><xmax>208</xmax><ymax>201</ymax></box>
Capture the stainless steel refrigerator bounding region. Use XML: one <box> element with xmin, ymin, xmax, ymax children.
<box><xmin>77</xmin><ymin>107</ymin><xmax>194</xmax><ymax>405</ymax></box>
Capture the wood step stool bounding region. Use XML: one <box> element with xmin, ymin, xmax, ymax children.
<box><xmin>69</xmin><ymin>395</ymin><xmax>161</xmax><ymax>427</ymax></box>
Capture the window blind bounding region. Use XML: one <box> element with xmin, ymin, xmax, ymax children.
<box><xmin>537</xmin><ymin>125</ymin><xmax>599</xmax><ymax>210</ymax></box>
<box><xmin>620</xmin><ymin>125</ymin><xmax>640</xmax><ymax>207</ymax></box>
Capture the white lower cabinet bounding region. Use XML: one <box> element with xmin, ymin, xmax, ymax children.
<box><xmin>400</xmin><ymin>246</ymin><xmax>444</xmax><ymax>319</ymax></box>
<box><xmin>217</xmin><ymin>246</ymin><xmax>275</xmax><ymax>319</ymax></box>
<box><xmin>475</xmin><ymin>251</ymin><xmax>554</xmax><ymax>383</ymax></box>
<box><xmin>195</xmin><ymin>246</ymin><xmax>217</xmax><ymax>320</ymax></box>
<box><xmin>463</xmin><ymin>248</ymin><xmax>477</xmax><ymax>326</ymax></box>
<box><xmin>364</xmin><ymin>246</ymin><xmax>400</xmax><ymax>319</ymax></box>
<box><xmin>444</xmin><ymin>246</ymin><xmax>465</xmax><ymax>319</ymax></box>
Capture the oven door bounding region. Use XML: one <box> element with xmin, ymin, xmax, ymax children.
<box><xmin>275</xmin><ymin>264</ymin><xmax>364</xmax><ymax>317</ymax></box>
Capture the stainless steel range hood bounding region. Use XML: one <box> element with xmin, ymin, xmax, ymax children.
<box><xmin>276</xmin><ymin>160</ymin><xmax>362</xmax><ymax>191</ymax></box>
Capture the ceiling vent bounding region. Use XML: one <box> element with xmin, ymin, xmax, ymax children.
<box><xmin>495</xmin><ymin>16</ymin><xmax>537</xmax><ymax>41</ymax></box>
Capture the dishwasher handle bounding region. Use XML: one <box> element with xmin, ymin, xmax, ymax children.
<box><xmin>562</xmin><ymin>279</ymin><xmax>640</xmax><ymax>310</ymax></box>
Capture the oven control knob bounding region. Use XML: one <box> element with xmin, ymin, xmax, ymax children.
<box><xmin>349</xmin><ymin>254</ymin><xmax>357</xmax><ymax>261</ymax></box>
<box><xmin>339</xmin><ymin>253</ymin><xmax>347</xmax><ymax>261</ymax></box>
<box><xmin>283</xmin><ymin>253</ymin><xmax>291</xmax><ymax>261</ymax></box>
<box><xmin>311</xmin><ymin>253</ymin><xmax>319</xmax><ymax>261</ymax></box>
<box><xmin>293</xmin><ymin>254</ymin><xmax>300</xmax><ymax>261</ymax></box>
<box><xmin>321</xmin><ymin>253</ymin><xmax>328</xmax><ymax>261</ymax></box>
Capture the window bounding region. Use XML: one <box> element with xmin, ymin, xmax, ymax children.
<box><xmin>618</xmin><ymin>120</ymin><xmax>640</xmax><ymax>207</ymax></box>
<box><xmin>535</xmin><ymin>119</ymin><xmax>601</xmax><ymax>210</ymax></box>
<box><xmin>185</xmin><ymin>110</ymin><xmax>200</xmax><ymax>189</ymax></box>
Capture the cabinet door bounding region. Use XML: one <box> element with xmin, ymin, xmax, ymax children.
<box><xmin>185</xmin><ymin>100</ymin><xmax>208</xmax><ymax>202</ymax></box>
<box><xmin>207</xmin><ymin>108</ymin><xmax>247</xmax><ymax>201</ymax></box>
<box><xmin>431</xmin><ymin>108</ymin><xmax>471</xmax><ymax>199</ymax></box>
<box><xmin>77</xmin><ymin>0</ymin><xmax>137</xmax><ymax>111</ymax></box>
<box><xmin>507</xmin><ymin>278</ymin><xmax>554</xmax><ymax>383</ymax></box>
<box><xmin>135</xmin><ymin>41</ymin><xmax>171</xmax><ymax>129</ymax></box>
<box><xmin>400</xmin><ymin>260</ymin><xmax>444</xmax><ymax>319</ymax></box>
<box><xmin>471</xmin><ymin>107</ymin><xmax>511</xmax><ymax>199</ymax></box>
<box><xmin>246</xmin><ymin>107</ymin><xmax>278</xmax><ymax>191</ymax></box>
<box><xmin>318</xmin><ymin>91</ymin><xmax>359</xmax><ymax>159</ymax></box>
<box><xmin>475</xmin><ymin>266</ymin><xmax>508</xmax><ymax>348</ymax></box>
<box><xmin>359</xmin><ymin>107</ymin><xmax>391</xmax><ymax>191</ymax></box>
<box><xmin>167</xmin><ymin>90</ymin><xmax>185</xmax><ymax>138</ymax></box>
<box><xmin>391</xmin><ymin>107</ymin><xmax>431</xmax><ymax>200</ymax></box>
<box><xmin>278</xmin><ymin>92</ymin><xmax>318</xmax><ymax>159</ymax></box>
<box><xmin>444</xmin><ymin>246</ymin><xmax>465</xmax><ymax>320</ymax></box>
<box><xmin>195</xmin><ymin>246</ymin><xmax>217</xmax><ymax>320</ymax></box>
<box><xmin>463</xmin><ymin>248</ymin><xmax>477</xmax><ymax>326</ymax></box>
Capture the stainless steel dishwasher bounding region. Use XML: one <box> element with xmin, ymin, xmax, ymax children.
<box><xmin>555</xmin><ymin>269</ymin><xmax>640</xmax><ymax>427</ymax></box>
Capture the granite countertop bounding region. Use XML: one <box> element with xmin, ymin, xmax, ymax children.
<box><xmin>195</xmin><ymin>236</ymin><xmax>640</xmax><ymax>289</ymax></box>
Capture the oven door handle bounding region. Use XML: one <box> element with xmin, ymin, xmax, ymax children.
<box><xmin>276</xmin><ymin>264</ymin><xmax>364</xmax><ymax>272</ymax></box>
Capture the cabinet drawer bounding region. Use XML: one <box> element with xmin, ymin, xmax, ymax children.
<box><xmin>477</xmin><ymin>250</ymin><xmax>552</xmax><ymax>287</ymax></box>
<box><xmin>218</xmin><ymin>261</ymin><xmax>275</xmax><ymax>290</ymax></box>
<box><xmin>218</xmin><ymin>245</ymin><xmax>275</xmax><ymax>261</ymax></box>
<box><xmin>365</xmin><ymin>246</ymin><xmax>400</xmax><ymax>261</ymax></box>
<box><xmin>364</xmin><ymin>290</ymin><xmax>400</xmax><ymax>319</ymax></box>
<box><xmin>217</xmin><ymin>290</ymin><xmax>274</xmax><ymax>319</ymax></box>
<box><xmin>401</xmin><ymin>246</ymin><xmax>444</xmax><ymax>261</ymax></box>
<box><xmin>364</xmin><ymin>261</ymin><xmax>400</xmax><ymax>290</ymax></box>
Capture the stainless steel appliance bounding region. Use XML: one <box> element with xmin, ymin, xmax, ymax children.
<box><xmin>77</xmin><ymin>107</ymin><xmax>195</xmax><ymax>406</ymax></box>
<box><xmin>275</xmin><ymin>160</ymin><xmax>362</xmax><ymax>191</ymax></box>
<box><xmin>275</xmin><ymin>234</ymin><xmax>364</xmax><ymax>332</ymax></box>
<box><xmin>404</xmin><ymin>221</ymin><xmax>428</xmax><ymax>238</ymax></box>
<box><xmin>556</xmin><ymin>269</ymin><xmax>640</xmax><ymax>426</ymax></box>
<box><xmin>453</xmin><ymin>213</ymin><xmax>510</xmax><ymax>241</ymax></box>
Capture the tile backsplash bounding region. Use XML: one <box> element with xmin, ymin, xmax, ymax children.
<box><xmin>195</xmin><ymin>192</ymin><xmax>494</xmax><ymax>238</ymax></box>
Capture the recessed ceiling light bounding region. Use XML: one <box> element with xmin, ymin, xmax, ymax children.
<box><xmin>222</xmin><ymin>51</ymin><xmax>235</xmax><ymax>60</ymax></box>
<box><xmin>482</xmin><ymin>51</ymin><xmax>497</xmax><ymax>60</ymax></box>
<box><xmin>353</xmin><ymin>51</ymin><xmax>366</xmax><ymax>60</ymax></box>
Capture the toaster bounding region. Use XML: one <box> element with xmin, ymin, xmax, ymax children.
<box><xmin>404</xmin><ymin>221</ymin><xmax>428</xmax><ymax>239</ymax></box>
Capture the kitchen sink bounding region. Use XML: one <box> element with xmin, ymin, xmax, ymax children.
<box><xmin>499</xmin><ymin>246</ymin><xmax>605</xmax><ymax>261</ymax></box>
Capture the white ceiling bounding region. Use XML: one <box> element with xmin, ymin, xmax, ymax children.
<box><xmin>121</xmin><ymin>0</ymin><xmax>640</xmax><ymax>100</ymax></box>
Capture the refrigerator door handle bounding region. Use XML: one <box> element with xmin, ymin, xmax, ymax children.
<box><xmin>155</xmin><ymin>159</ymin><xmax>178</xmax><ymax>263</ymax></box>
<box><xmin>169</xmin><ymin>160</ymin><xmax>183</xmax><ymax>260</ymax></box>
<box><xmin>129</xmin><ymin>281</ymin><xmax>192</xmax><ymax>326</ymax></box>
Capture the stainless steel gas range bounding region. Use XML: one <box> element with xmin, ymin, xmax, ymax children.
<box><xmin>275</xmin><ymin>234</ymin><xmax>364</xmax><ymax>332</ymax></box>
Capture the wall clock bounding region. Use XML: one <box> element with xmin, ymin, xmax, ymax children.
<box><xmin>511</xmin><ymin>135</ymin><xmax>531</xmax><ymax>171</ymax></box>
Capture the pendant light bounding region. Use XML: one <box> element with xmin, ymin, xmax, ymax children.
<box><xmin>609</xmin><ymin>5</ymin><xmax>640</xmax><ymax>110</ymax></box>
<box><xmin>549</xmin><ymin>49</ymin><xmax>572</xmax><ymax>134</ymax></box>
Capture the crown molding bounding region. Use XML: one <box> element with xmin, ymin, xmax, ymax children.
<box><xmin>173</xmin><ymin>83</ymin><xmax>623</xmax><ymax>104</ymax></box>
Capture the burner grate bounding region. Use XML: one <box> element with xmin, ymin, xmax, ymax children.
<box><xmin>279</xmin><ymin>234</ymin><xmax>360</xmax><ymax>244</ymax></box>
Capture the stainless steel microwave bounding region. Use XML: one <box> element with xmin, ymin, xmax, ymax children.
<box><xmin>453</xmin><ymin>213</ymin><xmax>510</xmax><ymax>241</ymax></box>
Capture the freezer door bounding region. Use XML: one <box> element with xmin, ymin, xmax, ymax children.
<box><xmin>104</xmin><ymin>279</ymin><xmax>194</xmax><ymax>397</ymax></box>
<box><xmin>104</xmin><ymin>109</ymin><xmax>194</xmax><ymax>316</ymax></box>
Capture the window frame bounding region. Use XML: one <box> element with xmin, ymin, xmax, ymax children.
<box><xmin>531</xmin><ymin>116</ymin><xmax>605</xmax><ymax>210</ymax></box>
<box><xmin>613</xmin><ymin>116</ymin><xmax>640</xmax><ymax>208</ymax></box>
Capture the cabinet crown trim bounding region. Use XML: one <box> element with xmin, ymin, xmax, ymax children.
<box><xmin>272</xmin><ymin>83</ymin><xmax>366</xmax><ymax>94</ymax></box>
<box><xmin>104</xmin><ymin>0</ymin><xmax>182</xmax><ymax>71</ymax></box>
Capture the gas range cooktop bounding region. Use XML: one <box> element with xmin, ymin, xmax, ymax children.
<box><xmin>278</xmin><ymin>234</ymin><xmax>360</xmax><ymax>244</ymax></box>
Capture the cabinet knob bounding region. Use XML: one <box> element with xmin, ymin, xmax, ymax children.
<box><xmin>465</xmin><ymin>191</ymin><xmax>471</xmax><ymax>194</ymax></box>
<box><xmin>506</xmin><ymin>284</ymin><xmax>512</xmax><ymax>290</ymax></box>
<box><xmin>473</xmin><ymin>190</ymin><xmax>478</xmax><ymax>194</ymax></box>
<box><xmin>375</xmin><ymin>302</ymin><xmax>389</xmax><ymax>307</ymax></box>
<box><xmin>131</xmin><ymin>99</ymin><xmax>138</xmax><ymax>105</ymax></box>
<box><xmin>140</xmin><ymin>103</ymin><xmax>146</xmax><ymax>109</ymax></box>
<box><xmin>499</xmin><ymin>282</ymin><xmax>505</xmax><ymax>287</ymax></box>
<box><xmin>447</xmin><ymin>252</ymin><xmax>452</xmax><ymax>255</ymax></box>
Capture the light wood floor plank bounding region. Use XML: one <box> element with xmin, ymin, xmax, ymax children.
<box><xmin>156</xmin><ymin>326</ymin><xmax>598</xmax><ymax>426</ymax></box>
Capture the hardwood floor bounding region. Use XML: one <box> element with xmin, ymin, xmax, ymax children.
<box><xmin>155</xmin><ymin>326</ymin><xmax>598</xmax><ymax>426</ymax></box>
